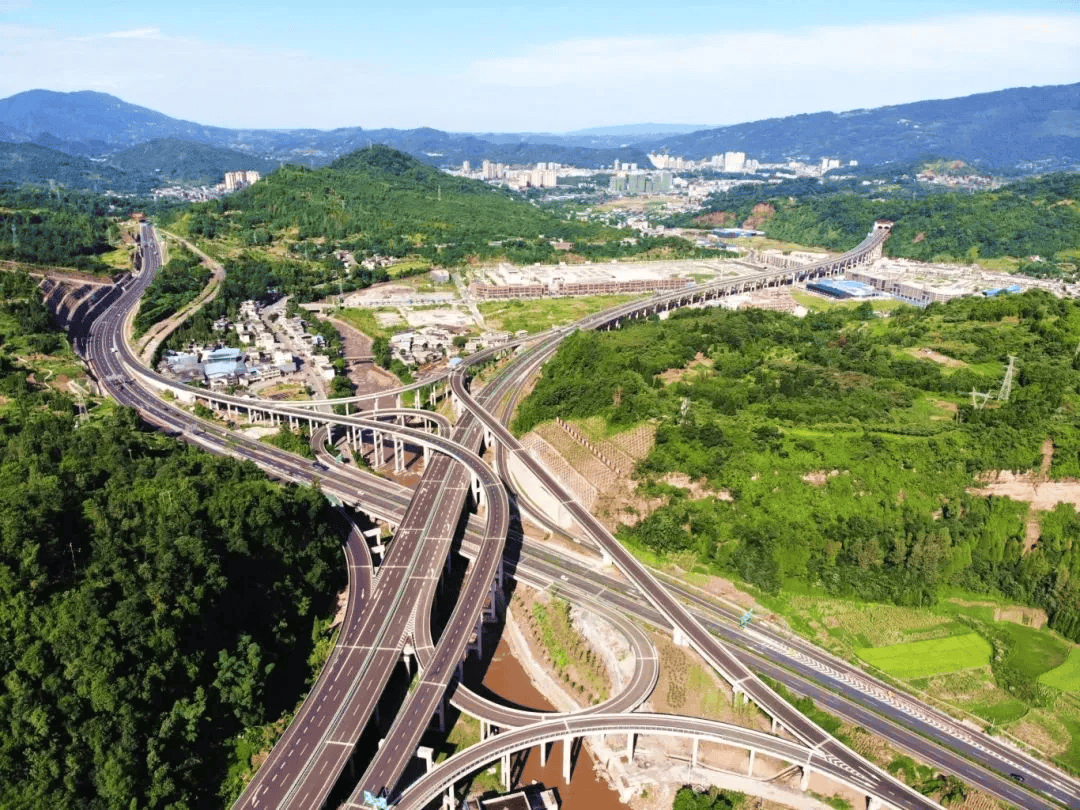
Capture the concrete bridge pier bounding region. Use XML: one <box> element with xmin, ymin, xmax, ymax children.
<box><xmin>417</xmin><ymin>745</ymin><xmax>434</xmax><ymax>773</ymax></box>
<box><xmin>470</xmin><ymin>474</ymin><xmax>484</xmax><ymax>509</ymax></box>
<box><xmin>393</xmin><ymin>435</ymin><xmax>404</xmax><ymax>473</ymax></box>
<box><xmin>433</xmin><ymin>697</ymin><xmax>445</xmax><ymax>732</ymax></box>
<box><xmin>468</xmin><ymin>617</ymin><xmax>483</xmax><ymax>659</ymax></box>
<box><xmin>747</xmin><ymin>748</ymin><xmax>755</xmax><ymax>776</ymax></box>
<box><xmin>443</xmin><ymin>785</ymin><xmax>454</xmax><ymax>810</ymax></box>
<box><xmin>539</xmin><ymin>741</ymin><xmax>548</xmax><ymax>767</ymax></box>
<box><xmin>484</xmin><ymin>581</ymin><xmax>498</xmax><ymax>622</ymax></box>
<box><xmin>625</xmin><ymin>732</ymin><xmax>635</xmax><ymax>761</ymax></box>
<box><xmin>800</xmin><ymin>765</ymin><xmax>812</xmax><ymax>792</ymax></box>
<box><xmin>401</xmin><ymin>642</ymin><xmax>414</xmax><ymax>675</ymax></box>
<box><xmin>501</xmin><ymin>752</ymin><xmax>511</xmax><ymax>791</ymax></box>
<box><xmin>691</xmin><ymin>737</ymin><xmax>698</xmax><ymax>768</ymax></box>
<box><xmin>374</xmin><ymin>430</ymin><xmax>385</xmax><ymax>468</ymax></box>
<box><xmin>562</xmin><ymin>735</ymin><xmax>574</xmax><ymax>783</ymax></box>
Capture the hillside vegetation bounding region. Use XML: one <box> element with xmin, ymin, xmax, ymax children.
<box><xmin>0</xmin><ymin>186</ymin><xmax>124</xmax><ymax>272</ymax></box>
<box><xmin>0</xmin><ymin>271</ymin><xmax>345</xmax><ymax>807</ymax></box>
<box><xmin>689</xmin><ymin>173</ymin><xmax>1080</xmax><ymax>279</ymax></box>
<box><xmin>169</xmin><ymin>145</ymin><xmax>699</xmax><ymax>269</ymax></box>
<box><xmin>514</xmin><ymin>291</ymin><xmax>1080</xmax><ymax>641</ymax></box>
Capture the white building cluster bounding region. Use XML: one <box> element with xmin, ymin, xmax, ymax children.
<box><xmin>469</xmin><ymin>260</ymin><xmax>694</xmax><ymax>300</ymax></box>
<box><xmin>223</xmin><ymin>170</ymin><xmax>262</xmax><ymax>191</ymax></box>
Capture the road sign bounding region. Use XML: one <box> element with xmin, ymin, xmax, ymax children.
<box><xmin>738</xmin><ymin>607</ymin><xmax>754</xmax><ymax>628</ymax></box>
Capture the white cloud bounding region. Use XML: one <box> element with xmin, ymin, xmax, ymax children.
<box><xmin>460</xmin><ymin>13</ymin><xmax>1080</xmax><ymax>123</ymax></box>
<box><xmin>102</xmin><ymin>27</ymin><xmax>163</xmax><ymax>40</ymax></box>
<box><xmin>0</xmin><ymin>12</ymin><xmax>1077</xmax><ymax>131</ymax></box>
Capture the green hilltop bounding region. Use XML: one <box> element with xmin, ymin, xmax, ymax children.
<box><xmin>173</xmin><ymin>145</ymin><xmax>696</xmax><ymax>268</ymax></box>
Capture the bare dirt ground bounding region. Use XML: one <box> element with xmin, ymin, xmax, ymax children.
<box><xmin>657</xmin><ymin>352</ymin><xmax>713</xmax><ymax>385</ymax></box>
<box><xmin>969</xmin><ymin>437</ymin><xmax>1080</xmax><ymax>514</ymax></box>
<box><xmin>906</xmin><ymin>347</ymin><xmax>969</xmax><ymax>368</ymax></box>
<box><xmin>660</xmin><ymin>472</ymin><xmax>732</xmax><ymax>501</ymax></box>
<box><xmin>328</xmin><ymin>317</ymin><xmax>402</xmax><ymax>395</ymax></box>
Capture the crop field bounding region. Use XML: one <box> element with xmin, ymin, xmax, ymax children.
<box><xmin>856</xmin><ymin>633</ymin><xmax>992</xmax><ymax>679</ymax></box>
<box><xmin>1040</xmin><ymin>648</ymin><xmax>1080</xmax><ymax>693</ymax></box>
<box><xmin>478</xmin><ymin>293</ymin><xmax>644</xmax><ymax>334</ymax></box>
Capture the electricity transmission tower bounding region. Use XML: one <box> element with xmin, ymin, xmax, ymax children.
<box><xmin>971</xmin><ymin>355</ymin><xmax>1018</xmax><ymax>410</ymax></box>
<box><xmin>998</xmin><ymin>355</ymin><xmax>1017</xmax><ymax>403</ymax></box>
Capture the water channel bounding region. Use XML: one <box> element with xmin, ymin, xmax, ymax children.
<box><xmin>481</xmin><ymin>634</ymin><xmax>626</xmax><ymax>810</ymax></box>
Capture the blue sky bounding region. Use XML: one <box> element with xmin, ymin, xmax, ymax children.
<box><xmin>1</xmin><ymin>0</ymin><xmax>1077</xmax><ymax>131</ymax></box>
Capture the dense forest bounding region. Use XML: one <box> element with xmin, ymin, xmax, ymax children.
<box><xmin>0</xmin><ymin>272</ymin><xmax>346</xmax><ymax>807</ymax></box>
<box><xmin>133</xmin><ymin>243</ymin><xmax>212</xmax><ymax>335</ymax></box>
<box><xmin>678</xmin><ymin>173</ymin><xmax>1080</xmax><ymax>280</ymax></box>
<box><xmin>164</xmin><ymin>145</ymin><xmax>703</xmax><ymax>271</ymax></box>
<box><xmin>0</xmin><ymin>185</ymin><xmax>122</xmax><ymax>272</ymax></box>
<box><xmin>514</xmin><ymin>291</ymin><xmax>1080</xmax><ymax>641</ymax></box>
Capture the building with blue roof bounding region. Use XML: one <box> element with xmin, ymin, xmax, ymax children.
<box><xmin>806</xmin><ymin>278</ymin><xmax>876</xmax><ymax>299</ymax></box>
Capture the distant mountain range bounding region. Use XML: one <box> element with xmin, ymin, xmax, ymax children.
<box><xmin>0</xmin><ymin>84</ymin><xmax>1076</xmax><ymax>194</ymax></box>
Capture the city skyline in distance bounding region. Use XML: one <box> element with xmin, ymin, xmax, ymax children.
<box><xmin>0</xmin><ymin>0</ymin><xmax>1077</xmax><ymax>132</ymax></box>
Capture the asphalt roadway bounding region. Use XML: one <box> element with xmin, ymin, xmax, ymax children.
<box><xmin>75</xmin><ymin>224</ymin><xmax>1080</xmax><ymax>810</ymax></box>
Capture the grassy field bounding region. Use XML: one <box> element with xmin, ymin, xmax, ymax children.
<box><xmin>856</xmin><ymin>633</ymin><xmax>992</xmax><ymax>679</ymax></box>
<box><xmin>998</xmin><ymin>622</ymin><xmax>1071</xmax><ymax>680</ymax></box>
<box><xmin>791</xmin><ymin>289</ymin><xmax>907</xmax><ymax>313</ymax></box>
<box><xmin>334</xmin><ymin>307</ymin><xmax>396</xmax><ymax>340</ymax></box>
<box><xmin>1041</xmin><ymin>648</ymin><xmax>1080</xmax><ymax>692</ymax></box>
<box><xmin>478</xmin><ymin>293</ymin><xmax>644</xmax><ymax>333</ymax></box>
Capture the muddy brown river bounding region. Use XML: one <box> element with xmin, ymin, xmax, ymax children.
<box><xmin>481</xmin><ymin>635</ymin><xmax>626</xmax><ymax>810</ymax></box>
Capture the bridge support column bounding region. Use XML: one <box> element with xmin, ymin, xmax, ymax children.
<box><xmin>470</xmin><ymin>474</ymin><xmax>484</xmax><ymax>509</ymax></box>
<box><xmin>625</xmin><ymin>732</ymin><xmax>634</xmax><ymax>761</ymax></box>
<box><xmin>539</xmin><ymin>741</ymin><xmax>548</xmax><ymax>767</ymax></box>
<box><xmin>374</xmin><ymin>430</ymin><xmax>384</xmax><ymax>468</ymax></box>
<box><xmin>771</xmin><ymin>717</ymin><xmax>779</xmax><ymax>734</ymax></box>
<box><xmin>800</xmin><ymin>766</ymin><xmax>812</xmax><ymax>792</ymax></box>
<box><xmin>867</xmin><ymin>797</ymin><xmax>883</xmax><ymax>810</ymax></box>
<box><xmin>747</xmin><ymin>749</ymin><xmax>755</xmax><ymax>776</ymax></box>
<box><xmin>393</xmin><ymin>435</ymin><xmax>404</xmax><ymax>473</ymax></box>
<box><xmin>484</xmin><ymin>581</ymin><xmax>497</xmax><ymax>622</ymax></box>
<box><xmin>443</xmin><ymin>785</ymin><xmax>454</xmax><ymax>810</ymax></box>
<box><xmin>733</xmin><ymin>686</ymin><xmax>745</xmax><ymax>706</ymax></box>
<box><xmin>423</xmin><ymin>443</ymin><xmax>430</xmax><ymax>467</ymax></box>
<box><xmin>691</xmin><ymin>737</ymin><xmax>698</xmax><ymax>769</ymax></box>
<box><xmin>501</xmin><ymin>752</ymin><xmax>511</xmax><ymax>791</ymax></box>
<box><xmin>469</xmin><ymin>618</ymin><xmax>483</xmax><ymax>658</ymax></box>
<box><xmin>401</xmin><ymin>642</ymin><xmax>414</xmax><ymax>675</ymax></box>
<box><xmin>434</xmin><ymin>697</ymin><xmax>445</xmax><ymax>732</ymax></box>
<box><xmin>417</xmin><ymin>745</ymin><xmax>434</xmax><ymax>773</ymax></box>
<box><xmin>563</xmin><ymin>736</ymin><xmax>573</xmax><ymax>783</ymax></box>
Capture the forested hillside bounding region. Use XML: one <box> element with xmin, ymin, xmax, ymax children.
<box><xmin>514</xmin><ymin>291</ymin><xmax>1080</xmax><ymax>640</ymax></box>
<box><xmin>0</xmin><ymin>186</ymin><xmax>124</xmax><ymax>272</ymax></box>
<box><xmin>0</xmin><ymin>271</ymin><xmax>345</xmax><ymax>807</ymax></box>
<box><xmin>168</xmin><ymin>145</ymin><xmax>699</xmax><ymax>269</ymax></box>
<box><xmin>687</xmin><ymin>173</ymin><xmax>1080</xmax><ymax>280</ymax></box>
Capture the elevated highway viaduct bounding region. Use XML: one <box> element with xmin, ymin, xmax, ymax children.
<box><xmin>80</xmin><ymin>221</ymin><xmax>1077</xmax><ymax>810</ymax></box>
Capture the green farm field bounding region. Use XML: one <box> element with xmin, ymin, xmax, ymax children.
<box><xmin>1041</xmin><ymin>648</ymin><xmax>1080</xmax><ymax>693</ymax></box>
<box><xmin>856</xmin><ymin>633</ymin><xmax>992</xmax><ymax>680</ymax></box>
